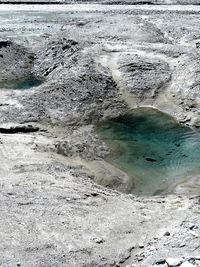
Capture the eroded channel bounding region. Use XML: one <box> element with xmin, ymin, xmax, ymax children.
<box><xmin>96</xmin><ymin>108</ymin><xmax>200</xmax><ymax>195</ymax></box>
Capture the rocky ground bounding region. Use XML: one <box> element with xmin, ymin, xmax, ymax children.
<box><xmin>0</xmin><ymin>4</ymin><xmax>199</xmax><ymax>267</ymax></box>
<box><xmin>0</xmin><ymin>1</ymin><xmax>200</xmax><ymax>5</ymax></box>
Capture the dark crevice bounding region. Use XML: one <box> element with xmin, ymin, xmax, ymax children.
<box><xmin>145</xmin><ymin>157</ymin><xmax>157</xmax><ymax>162</ymax></box>
<box><xmin>131</xmin><ymin>1</ymin><xmax>155</xmax><ymax>4</ymax></box>
<box><xmin>44</xmin><ymin>65</ymin><xmax>58</xmax><ymax>77</ymax></box>
<box><xmin>0</xmin><ymin>103</ymin><xmax>9</xmax><ymax>106</ymax></box>
<box><xmin>0</xmin><ymin>41</ymin><xmax>11</xmax><ymax>49</ymax></box>
<box><xmin>0</xmin><ymin>125</ymin><xmax>40</xmax><ymax>134</ymax></box>
<box><xmin>62</xmin><ymin>40</ymin><xmax>78</xmax><ymax>51</ymax></box>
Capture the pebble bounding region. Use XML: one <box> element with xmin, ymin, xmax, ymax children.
<box><xmin>164</xmin><ymin>231</ymin><xmax>171</xmax><ymax>236</ymax></box>
<box><xmin>166</xmin><ymin>258</ymin><xmax>183</xmax><ymax>267</ymax></box>
<box><xmin>138</xmin><ymin>243</ymin><xmax>144</xmax><ymax>248</ymax></box>
<box><xmin>92</xmin><ymin>237</ymin><xmax>105</xmax><ymax>244</ymax></box>
<box><xmin>155</xmin><ymin>258</ymin><xmax>166</xmax><ymax>265</ymax></box>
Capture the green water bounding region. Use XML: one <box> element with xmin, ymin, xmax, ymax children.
<box><xmin>0</xmin><ymin>76</ymin><xmax>42</xmax><ymax>90</ymax></box>
<box><xmin>96</xmin><ymin>108</ymin><xmax>200</xmax><ymax>195</ymax></box>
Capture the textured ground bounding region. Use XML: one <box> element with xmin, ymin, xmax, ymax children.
<box><xmin>0</xmin><ymin>4</ymin><xmax>199</xmax><ymax>267</ymax></box>
<box><xmin>0</xmin><ymin>1</ymin><xmax>200</xmax><ymax>4</ymax></box>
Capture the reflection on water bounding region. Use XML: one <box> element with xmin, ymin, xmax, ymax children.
<box><xmin>0</xmin><ymin>76</ymin><xmax>42</xmax><ymax>90</ymax></box>
<box><xmin>96</xmin><ymin>108</ymin><xmax>200</xmax><ymax>195</ymax></box>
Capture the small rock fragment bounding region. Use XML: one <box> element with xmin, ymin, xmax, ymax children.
<box><xmin>164</xmin><ymin>231</ymin><xmax>171</xmax><ymax>236</ymax></box>
<box><xmin>92</xmin><ymin>237</ymin><xmax>105</xmax><ymax>244</ymax></box>
<box><xmin>138</xmin><ymin>243</ymin><xmax>144</xmax><ymax>248</ymax></box>
<box><xmin>155</xmin><ymin>258</ymin><xmax>166</xmax><ymax>265</ymax></box>
<box><xmin>179</xmin><ymin>243</ymin><xmax>186</xmax><ymax>248</ymax></box>
<box><xmin>166</xmin><ymin>258</ymin><xmax>183</xmax><ymax>267</ymax></box>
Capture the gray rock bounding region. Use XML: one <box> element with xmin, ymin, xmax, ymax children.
<box><xmin>164</xmin><ymin>231</ymin><xmax>171</xmax><ymax>236</ymax></box>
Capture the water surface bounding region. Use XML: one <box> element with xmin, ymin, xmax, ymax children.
<box><xmin>0</xmin><ymin>76</ymin><xmax>42</xmax><ymax>90</ymax></box>
<box><xmin>96</xmin><ymin>108</ymin><xmax>200</xmax><ymax>195</ymax></box>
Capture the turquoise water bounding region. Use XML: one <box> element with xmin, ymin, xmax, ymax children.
<box><xmin>0</xmin><ymin>76</ymin><xmax>42</xmax><ymax>90</ymax></box>
<box><xmin>96</xmin><ymin>108</ymin><xmax>200</xmax><ymax>195</ymax></box>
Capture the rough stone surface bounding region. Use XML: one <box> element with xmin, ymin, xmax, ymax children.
<box><xmin>0</xmin><ymin>3</ymin><xmax>199</xmax><ymax>267</ymax></box>
<box><xmin>0</xmin><ymin>0</ymin><xmax>200</xmax><ymax>4</ymax></box>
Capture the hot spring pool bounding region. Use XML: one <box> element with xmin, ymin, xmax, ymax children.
<box><xmin>0</xmin><ymin>76</ymin><xmax>42</xmax><ymax>90</ymax></box>
<box><xmin>96</xmin><ymin>108</ymin><xmax>200</xmax><ymax>195</ymax></box>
